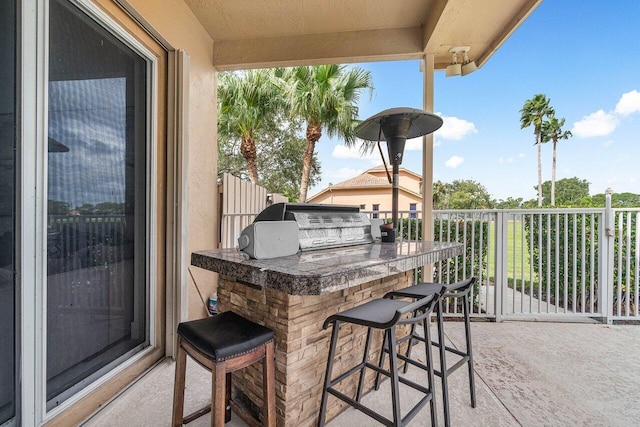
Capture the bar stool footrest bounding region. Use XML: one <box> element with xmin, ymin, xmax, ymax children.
<box><xmin>183</xmin><ymin>405</ymin><xmax>212</xmax><ymax>424</ymax></box>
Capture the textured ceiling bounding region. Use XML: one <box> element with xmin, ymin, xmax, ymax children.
<box><xmin>183</xmin><ymin>0</ymin><xmax>542</xmax><ymax>71</ymax></box>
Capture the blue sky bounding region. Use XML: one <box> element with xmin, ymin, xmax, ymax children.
<box><xmin>308</xmin><ymin>0</ymin><xmax>640</xmax><ymax>201</ymax></box>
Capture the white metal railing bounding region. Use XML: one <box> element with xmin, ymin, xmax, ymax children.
<box><xmin>365</xmin><ymin>203</ymin><xmax>640</xmax><ymax>323</ymax></box>
<box><xmin>47</xmin><ymin>214</ymin><xmax>129</xmax><ymax>313</ymax></box>
<box><xmin>611</xmin><ymin>208</ymin><xmax>640</xmax><ymax>320</ymax></box>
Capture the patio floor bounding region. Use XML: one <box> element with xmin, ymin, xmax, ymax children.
<box><xmin>83</xmin><ymin>321</ymin><xmax>640</xmax><ymax>426</ymax></box>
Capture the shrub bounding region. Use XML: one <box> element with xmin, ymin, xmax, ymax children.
<box><xmin>523</xmin><ymin>212</ymin><xmax>599</xmax><ymax>311</ymax></box>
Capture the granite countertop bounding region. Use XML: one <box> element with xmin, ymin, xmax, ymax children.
<box><xmin>191</xmin><ymin>241</ymin><xmax>463</xmax><ymax>295</ymax></box>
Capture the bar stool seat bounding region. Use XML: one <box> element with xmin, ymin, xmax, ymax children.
<box><xmin>382</xmin><ymin>278</ymin><xmax>477</xmax><ymax>427</ymax></box>
<box><xmin>172</xmin><ymin>311</ymin><xmax>276</xmax><ymax>427</ymax></box>
<box><xmin>318</xmin><ymin>295</ymin><xmax>441</xmax><ymax>427</ymax></box>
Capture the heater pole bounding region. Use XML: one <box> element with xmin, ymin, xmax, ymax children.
<box><xmin>392</xmin><ymin>162</ymin><xmax>399</xmax><ymax>229</ymax></box>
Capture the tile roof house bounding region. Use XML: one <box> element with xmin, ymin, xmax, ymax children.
<box><xmin>308</xmin><ymin>165</ymin><xmax>423</xmax><ymax>215</ymax></box>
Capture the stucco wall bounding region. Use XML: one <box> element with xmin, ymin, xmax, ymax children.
<box><xmin>311</xmin><ymin>188</ymin><xmax>422</xmax><ymax>213</ymax></box>
<box><xmin>124</xmin><ymin>0</ymin><xmax>218</xmax><ymax>319</ymax></box>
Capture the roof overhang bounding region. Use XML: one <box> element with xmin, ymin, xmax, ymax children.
<box><xmin>183</xmin><ymin>0</ymin><xmax>542</xmax><ymax>71</ymax></box>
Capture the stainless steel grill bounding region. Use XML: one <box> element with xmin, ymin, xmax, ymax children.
<box><xmin>254</xmin><ymin>203</ymin><xmax>374</xmax><ymax>251</ymax></box>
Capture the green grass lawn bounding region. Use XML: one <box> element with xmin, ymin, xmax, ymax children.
<box><xmin>487</xmin><ymin>220</ymin><xmax>536</xmax><ymax>285</ymax></box>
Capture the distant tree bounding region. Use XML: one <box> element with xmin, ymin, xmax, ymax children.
<box><xmin>277</xmin><ymin>65</ymin><xmax>373</xmax><ymax>202</ymax></box>
<box><xmin>589</xmin><ymin>192</ymin><xmax>640</xmax><ymax>208</ymax></box>
<box><xmin>217</xmin><ymin>69</ymin><xmax>281</xmax><ymax>185</ymax></box>
<box><xmin>540</xmin><ymin>177</ymin><xmax>589</xmax><ymax>206</ymax></box>
<box><xmin>495</xmin><ymin>197</ymin><xmax>524</xmax><ymax>209</ymax></box>
<box><xmin>48</xmin><ymin>199</ymin><xmax>70</xmax><ymax>215</ymax></box>
<box><xmin>217</xmin><ymin>113</ymin><xmax>321</xmax><ymax>200</ymax></box>
<box><xmin>259</xmin><ymin>134</ymin><xmax>321</xmax><ymax>201</ymax></box>
<box><xmin>77</xmin><ymin>203</ymin><xmax>95</xmax><ymax>215</ymax></box>
<box><xmin>432</xmin><ymin>181</ymin><xmax>448</xmax><ymax>209</ymax></box>
<box><xmin>94</xmin><ymin>202</ymin><xmax>125</xmax><ymax>214</ymax></box>
<box><xmin>520</xmin><ymin>94</ymin><xmax>555</xmax><ymax>207</ymax></box>
<box><xmin>433</xmin><ymin>179</ymin><xmax>495</xmax><ymax>210</ymax></box>
<box><xmin>542</xmin><ymin>115</ymin><xmax>572</xmax><ymax>206</ymax></box>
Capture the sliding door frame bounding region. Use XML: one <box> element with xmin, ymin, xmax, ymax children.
<box><xmin>19</xmin><ymin>0</ymin><xmax>174</xmax><ymax>424</ymax></box>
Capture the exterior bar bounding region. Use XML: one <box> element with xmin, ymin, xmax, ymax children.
<box><xmin>192</xmin><ymin>240</ymin><xmax>463</xmax><ymax>425</ymax></box>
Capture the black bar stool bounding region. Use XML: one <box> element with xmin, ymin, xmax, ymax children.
<box><xmin>318</xmin><ymin>294</ymin><xmax>441</xmax><ymax>427</ymax></box>
<box><xmin>172</xmin><ymin>311</ymin><xmax>276</xmax><ymax>427</ymax></box>
<box><xmin>379</xmin><ymin>278</ymin><xmax>477</xmax><ymax>427</ymax></box>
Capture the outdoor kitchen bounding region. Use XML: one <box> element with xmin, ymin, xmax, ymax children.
<box><xmin>191</xmin><ymin>202</ymin><xmax>462</xmax><ymax>425</ymax></box>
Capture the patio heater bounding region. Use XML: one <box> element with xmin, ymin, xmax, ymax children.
<box><xmin>355</xmin><ymin>107</ymin><xmax>443</xmax><ymax>230</ymax></box>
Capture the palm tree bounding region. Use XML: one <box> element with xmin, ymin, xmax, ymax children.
<box><xmin>520</xmin><ymin>94</ymin><xmax>554</xmax><ymax>206</ymax></box>
<box><xmin>278</xmin><ymin>65</ymin><xmax>373</xmax><ymax>202</ymax></box>
<box><xmin>542</xmin><ymin>115</ymin><xmax>572</xmax><ymax>206</ymax></box>
<box><xmin>217</xmin><ymin>69</ymin><xmax>280</xmax><ymax>184</ymax></box>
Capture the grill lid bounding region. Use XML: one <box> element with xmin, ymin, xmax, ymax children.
<box><xmin>254</xmin><ymin>203</ymin><xmax>374</xmax><ymax>251</ymax></box>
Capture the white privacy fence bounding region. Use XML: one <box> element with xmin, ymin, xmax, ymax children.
<box><xmin>218</xmin><ymin>173</ymin><xmax>288</xmax><ymax>248</ymax></box>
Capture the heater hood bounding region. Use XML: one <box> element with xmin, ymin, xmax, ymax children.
<box><xmin>354</xmin><ymin>107</ymin><xmax>443</xmax><ymax>142</ymax></box>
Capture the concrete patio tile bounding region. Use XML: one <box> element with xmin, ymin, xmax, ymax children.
<box><xmin>83</xmin><ymin>321</ymin><xmax>640</xmax><ymax>427</ymax></box>
<box><xmin>444</xmin><ymin>321</ymin><xmax>640</xmax><ymax>427</ymax></box>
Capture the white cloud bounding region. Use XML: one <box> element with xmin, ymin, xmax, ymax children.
<box><xmin>445</xmin><ymin>155</ymin><xmax>464</xmax><ymax>169</ymax></box>
<box><xmin>518</xmin><ymin>153</ymin><xmax>525</xmax><ymax>158</ymax></box>
<box><xmin>434</xmin><ymin>140</ymin><xmax>442</xmax><ymax>148</ymax></box>
<box><xmin>436</xmin><ymin>114</ymin><xmax>478</xmax><ymax>140</ymax></box>
<box><xmin>602</xmin><ymin>140</ymin><xmax>614</xmax><ymax>149</ymax></box>
<box><xmin>630</xmin><ymin>177</ymin><xmax>637</xmax><ymax>183</ymax></box>
<box><xmin>615</xmin><ymin>90</ymin><xmax>640</xmax><ymax>116</ymax></box>
<box><xmin>498</xmin><ymin>157</ymin><xmax>514</xmax><ymax>163</ymax></box>
<box><xmin>332</xmin><ymin>143</ymin><xmax>378</xmax><ymax>160</ymax></box>
<box><xmin>571</xmin><ymin>110</ymin><xmax>620</xmax><ymax>138</ymax></box>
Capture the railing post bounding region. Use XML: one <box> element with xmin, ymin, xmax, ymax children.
<box><xmin>494</xmin><ymin>211</ymin><xmax>506</xmax><ymax>322</ymax></box>
<box><xmin>600</xmin><ymin>188</ymin><xmax>614</xmax><ymax>324</ymax></box>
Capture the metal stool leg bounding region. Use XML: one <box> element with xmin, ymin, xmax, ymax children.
<box><xmin>356</xmin><ymin>328</ymin><xmax>374</xmax><ymax>402</ymax></box>
<box><xmin>435</xmin><ymin>299</ymin><xmax>451</xmax><ymax>427</ymax></box>
<box><xmin>387</xmin><ymin>327</ymin><xmax>402</xmax><ymax>425</ymax></box>
<box><xmin>463</xmin><ymin>293</ymin><xmax>477</xmax><ymax>408</ymax></box>
<box><xmin>318</xmin><ymin>321</ymin><xmax>341</xmax><ymax>427</ymax></box>
<box><xmin>423</xmin><ymin>313</ymin><xmax>438</xmax><ymax>427</ymax></box>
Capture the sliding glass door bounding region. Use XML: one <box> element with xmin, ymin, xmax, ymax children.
<box><xmin>5</xmin><ymin>1</ymin><xmax>166</xmax><ymax>422</ymax></box>
<box><xmin>0</xmin><ymin>0</ymin><xmax>17</xmax><ymax>424</ymax></box>
<box><xmin>46</xmin><ymin>0</ymin><xmax>150</xmax><ymax>410</ymax></box>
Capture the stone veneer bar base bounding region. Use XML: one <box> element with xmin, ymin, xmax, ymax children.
<box><xmin>218</xmin><ymin>271</ymin><xmax>413</xmax><ymax>427</ymax></box>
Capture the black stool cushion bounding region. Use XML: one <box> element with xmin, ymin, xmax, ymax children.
<box><xmin>324</xmin><ymin>298</ymin><xmax>410</xmax><ymax>329</ymax></box>
<box><xmin>388</xmin><ymin>282</ymin><xmax>441</xmax><ymax>299</ymax></box>
<box><xmin>177</xmin><ymin>311</ymin><xmax>274</xmax><ymax>362</ymax></box>
<box><xmin>387</xmin><ymin>278</ymin><xmax>474</xmax><ymax>299</ymax></box>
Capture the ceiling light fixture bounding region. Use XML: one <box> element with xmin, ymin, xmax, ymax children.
<box><xmin>445</xmin><ymin>46</ymin><xmax>477</xmax><ymax>77</ymax></box>
<box><xmin>461</xmin><ymin>50</ymin><xmax>478</xmax><ymax>75</ymax></box>
<box><xmin>445</xmin><ymin>48</ymin><xmax>461</xmax><ymax>77</ymax></box>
